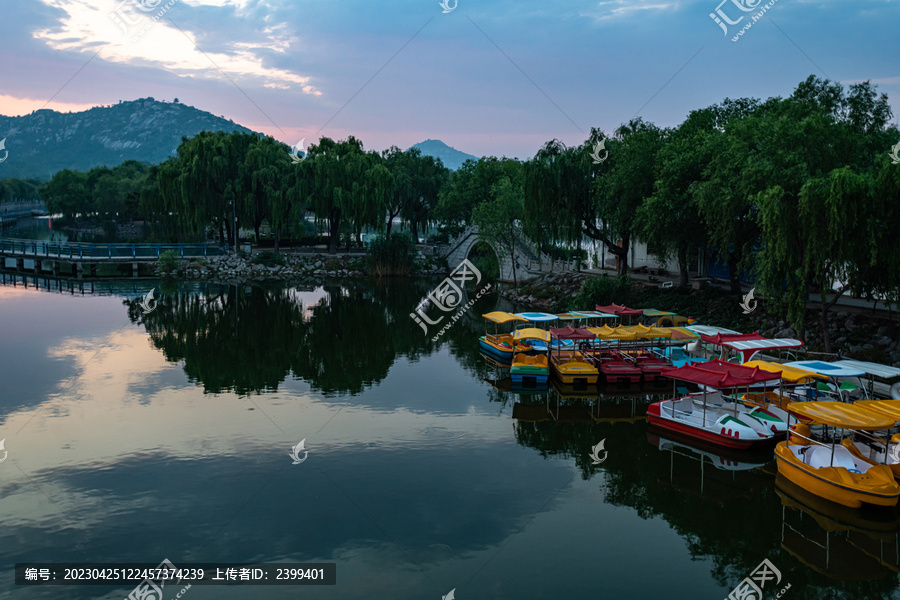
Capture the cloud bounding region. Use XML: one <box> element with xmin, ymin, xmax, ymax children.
<box><xmin>33</xmin><ymin>0</ymin><xmax>321</xmax><ymax>96</ymax></box>
<box><xmin>580</xmin><ymin>0</ymin><xmax>681</xmax><ymax>22</ymax></box>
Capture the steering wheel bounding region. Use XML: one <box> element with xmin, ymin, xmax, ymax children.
<box><xmin>579</xmin><ymin>342</ymin><xmax>590</xmax><ymax>353</ymax></box>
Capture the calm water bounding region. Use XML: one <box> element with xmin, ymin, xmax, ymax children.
<box><xmin>1</xmin><ymin>276</ymin><xmax>899</xmax><ymax>600</ymax></box>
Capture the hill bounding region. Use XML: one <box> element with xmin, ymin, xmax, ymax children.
<box><xmin>0</xmin><ymin>98</ymin><xmax>256</xmax><ymax>180</ymax></box>
<box><xmin>409</xmin><ymin>139</ymin><xmax>478</xmax><ymax>171</ymax></box>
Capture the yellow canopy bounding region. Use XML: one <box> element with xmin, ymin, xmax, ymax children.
<box><xmin>787</xmin><ymin>401</ymin><xmax>895</xmax><ymax>430</ymax></box>
<box><xmin>513</xmin><ymin>328</ymin><xmax>551</xmax><ymax>342</ymax></box>
<box><xmin>483</xmin><ymin>311</ymin><xmax>528</xmax><ymax>324</ymax></box>
<box><xmin>587</xmin><ymin>325</ymin><xmax>633</xmax><ymax>340</ymax></box>
<box><xmin>586</xmin><ymin>324</ymin><xmax>671</xmax><ymax>340</ymax></box>
<box><xmin>661</xmin><ymin>327</ymin><xmax>700</xmax><ymax>341</ymax></box>
<box><xmin>743</xmin><ymin>360</ymin><xmax>827</xmax><ymax>383</ymax></box>
<box><xmin>620</xmin><ymin>324</ymin><xmax>672</xmax><ymax>340</ymax></box>
<box><xmin>855</xmin><ymin>400</ymin><xmax>900</xmax><ymax>424</ymax></box>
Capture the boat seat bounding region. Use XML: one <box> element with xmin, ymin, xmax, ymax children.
<box><xmin>805</xmin><ymin>445</ymin><xmax>863</xmax><ymax>472</ymax></box>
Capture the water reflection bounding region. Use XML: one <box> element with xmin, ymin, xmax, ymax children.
<box><xmin>3</xmin><ymin>278</ymin><xmax>900</xmax><ymax>598</ymax></box>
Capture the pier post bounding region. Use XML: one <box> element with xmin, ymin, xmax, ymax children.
<box><xmin>132</xmin><ymin>262</ymin><xmax>139</xmax><ymax>278</ymax></box>
<box><xmin>15</xmin><ymin>257</ymin><xmax>23</xmax><ymax>272</ymax></box>
<box><xmin>76</xmin><ymin>262</ymin><xmax>84</xmax><ymax>279</ymax></box>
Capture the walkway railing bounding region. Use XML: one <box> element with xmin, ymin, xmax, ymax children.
<box><xmin>0</xmin><ymin>238</ymin><xmax>230</xmax><ymax>260</ymax></box>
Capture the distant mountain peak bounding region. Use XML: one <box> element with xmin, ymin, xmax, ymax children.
<box><xmin>409</xmin><ymin>139</ymin><xmax>478</xmax><ymax>170</ymax></box>
<box><xmin>0</xmin><ymin>98</ymin><xmax>257</xmax><ymax>180</ymax></box>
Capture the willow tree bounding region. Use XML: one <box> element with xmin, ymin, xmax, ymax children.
<box><xmin>296</xmin><ymin>136</ymin><xmax>379</xmax><ymax>253</ymax></box>
<box><xmin>524</xmin><ymin>121</ymin><xmax>661</xmax><ymax>276</ymax></box>
<box><xmin>238</xmin><ymin>135</ymin><xmax>289</xmax><ymax>244</ymax></box>
<box><xmin>473</xmin><ymin>176</ymin><xmax>524</xmax><ymax>285</ymax></box>
<box><xmin>635</xmin><ymin>111</ymin><xmax>712</xmax><ymax>285</ymax></box>
<box><xmin>157</xmin><ymin>130</ymin><xmax>258</xmax><ymax>248</ymax></box>
<box><xmin>435</xmin><ymin>156</ymin><xmax>522</xmax><ymax>236</ymax></box>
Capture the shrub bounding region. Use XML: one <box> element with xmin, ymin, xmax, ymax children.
<box><xmin>156</xmin><ymin>250</ymin><xmax>182</xmax><ymax>274</ymax></box>
<box><xmin>570</xmin><ymin>273</ymin><xmax>634</xmax><ymax>309</ymax></box>
<box><xmin>252</xmin><ymin>251</ymin><xmax>286</xmax><ymax>267</ymax></box>
<box><xmin>367</xmin><ymin>232</ymin><xmax>417</xmax><ymax>277</ymax></box>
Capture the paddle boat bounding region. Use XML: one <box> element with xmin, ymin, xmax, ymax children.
<box><xmin>510</xmin><ymin>328</ymin><xmax>551</xmax><ymax>387</ymax></box>
<box><xmin>740</xmin><ymin>360</ymin><xmax>829</xmax><ymax>420</ymax></box>
<box><xmin>585</xmin><ymin>325</ymin><xmax>643</xmax><ymax>383</ymax></box>
<box><xmin>842</xmin><ymin>399</ymin><xmax>900</xmax><ymax>480</ymax></box>
<box><xmin>835</xmin><ymin>359</ymin><xmax>900</xmax><ymax>400</ymax></box>
<box><xmin>699</xmin><ymin>331</ymin><xmax>804</xmax><ymax>363</ymax></box>
<box><xmin>479</xmin><ymin>311</ymin><xmax>529</xmax><ymax>361</ymax></box>
<box><xmin>647</xmin><ymin>360</ymin><xmax>786</xmax><ymax>450</ymax></box>
<box><xmin>513</xmin><ymin>312</ymin><xmax>558</xmax><ymax>352</ymax></box>
<box><xmin>785</xmin><ymin>360</ymin><xmax>871</xmax><ymax>401</ymax></box>
<box><xmin>548</xmin><ymin>326</ymin><xmax>599</xmax><ymax>386</ymax></box>
<box><xmin>775</xmin><ymin>402</ymin><xmax>900</xmax><ymax>508</ymax></box>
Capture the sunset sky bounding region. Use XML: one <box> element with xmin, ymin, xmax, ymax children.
<box><xmin>2</xmin><ymin>0</ymin><xmax>898</xmax><ymax>160</ymax></box>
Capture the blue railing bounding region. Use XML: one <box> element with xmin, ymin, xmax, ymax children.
<box><xmin>0</xmin><ymin>238</ymin><xmax>230</xmax><ymax>259</ymax></box>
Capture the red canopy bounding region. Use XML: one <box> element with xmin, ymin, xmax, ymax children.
<box><xmin>549</xmin><ymin>326</ymin><xmax>597</xmax><ymax>341</ymax></box>
<box><xmin>595</xmin><ymin>303</ymin><xmax>643</xmax><ymax>316</ymax></box>
<box><xmin>699</xmin><ymin>331</ymin><xmax>767</xmax><ymax>345</ymax></box>
<box><xmin>660</xmin><ymin>358</ymin><xmax>781</xmax><ymax>389</ymax></box>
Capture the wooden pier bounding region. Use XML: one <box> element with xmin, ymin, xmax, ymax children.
<box><xmin>0</xmin><ymin>238</ymin><xmax>229</xmax><ymax>279</ymax></box>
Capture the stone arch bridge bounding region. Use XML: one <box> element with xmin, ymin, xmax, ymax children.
<box><xmin>439</xmin><ymin>225</ymin><xmax>568</xmax><ymax>282</ymax></box>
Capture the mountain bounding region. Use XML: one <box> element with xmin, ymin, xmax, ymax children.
<box><xmin>409</xmin><ymin>139</ymin><xmax>478</xmax><ymax>171</ymax></box>
<box><xmin>0</xmin><ymin>98</ymin><xmax>257</xmax><ymax>180</ymax></box>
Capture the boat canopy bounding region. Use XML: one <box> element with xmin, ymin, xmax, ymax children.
<box><xmin>784</xmin><ymin>360</ymin><xmax>867</xmax><ymax>378</ymax></box>
<box><xmin>620</xmin><ymin>324</ymin><xmax>672</xmax><ymax>340</ymax></box>
<box><xmin>642</xmin><ymin>309</ymin><xmax>676</xmax><ymax>317</ymax></box>
<box><xmin>661</xmin><ymin>327</ymin><xmax>700</xmax><ymax>342</ymax></box>
<box><xmin>741</xmin><ymin>360</ymin><xmax>827</xmax><ymax>383</ymax></box>
<box><xmin>555</xmin><ymin>313</ymin><xmax>583</xmax><ymax>322</ymax></box>
<box><xmin>515</xmin><ymin>312</ymin><xmax>559</xmax><ymax>322</ymax></box>
<box><xmin>787</xmin><ymin>401</ymin><xmax>895</xmax><ymax>430</ymax></box>
<box><xmin>513</xmin><ymin>328</ymin><xmax>552</xmax><ymax>342</ymax></box>
<box><xmin>571</xmin><ymin>310</ymin><xmax>617</xmax><ymax>319</ymax></box>
<box><xmin>661</xmin><ymin>359</ymin><xmax>781</xmax><ymax>388</ymax></box>
<box><xmin>855</xmin><ymin>400</ymin><xmax>900</xmax><ymax>423</ymax></box>
<box><xmin>586</xmin><ymin>324</ymin><xmax>672</xmax><ymax>340</ymax></box>
<box><xmin>595</xmin><ymin>303</ymin><xmax>643</xmax><ymax>316</ymax></box>
<box><xmin>483</xmin><ymin>311</ymin><xmax>528</xmax><ymax>324</ymax></box>
<box><xmin>549</xmin><ymin>326</ymin><xmax>596</xmax><ymax>341</ymax></box>
<box><xmin>835</xmin><ymin>360</ymin><xmax>900</xmax><ymax>381</ymax></box>
<box><xmin>686</xmin><ymin>325</ymin><xmax>741</xmax><ymax>336</ymax></box>
<box><xmin>701</xmin><ymin>332</ymin><xmax>804</xmax><ymax>362</ymax></box>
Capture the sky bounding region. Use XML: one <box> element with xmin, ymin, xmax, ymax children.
<box><xmin>1</xmin><ymin>0</ymin><xmax>899</xmax><ymax>160</ymax></box>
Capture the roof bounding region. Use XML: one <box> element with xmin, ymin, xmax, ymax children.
<box><xmin>660</xmin><ymin>359</ymin><xmax>781</xmax><ymax>388</ymax></box>
<box><xmin>515</xmin><ymin>312</ymin><xmax>558</xmax><ymax>322</ymax></box>
<box><xmin>555</xmin><ymin>313</ymin><xmax>583</xmax><ymax>321</ymax></box>
<box><xmin>700</xmin><ymin>332</ymin><xmax>768</xmax><ymax>345</ymax></box>
<box><xmin>787</xmin><ymin>401</ymin><xmax>896</xmax><ymax>430</ymax></box>
<box><xmin>643</xmin><ymin>309</ymin><xmax>677</xmax><ymax>317</ymax></box>
<box><xmin>513</xmin><ymin>328</ymin><xmax>552</xmax><ymax>342</ymax></box>
<box><xmin>855</xmin><ymin>400</ymin><xmax>900</xmax><ymax>423</ymax></box>
<box><xmin>741</xmin><ymin>360</ymin><xmax>827</xmax><ymax>383</ymax></box>
<box><xmin>572</xmin><ymin>310</ymin><xmax>617</xmax><ymax>318</ymax></box>
<box><xmin>784</xmin><ymin>361</ymin><xmax>867</xmax><ymax>378</ymax></box>
<box><xmin>686</xmin><ymin>325</ymin><xmax>741</xmax><ymax>336</ymax></box>
<box><xmin>587</xmin><ymin>325</ymin><xmax>634</xmax><ymax>340</ymax></box>
<box><xmin>835</xmin><ymin>360</ymin><xmax>900</xmax><ymax>380</ymax></box>
<box><xmin>662</xmin><ymin>327</ymin><xmax>701</xmax><ymax>342</ymax></box>
<box><xmin>596</xmin><ymin>303</ymin><xmax>643</xmax><ymax>316</ymax></box>
<box><xmin>549</xmin><ymin>326</ymin><xmax>596</xmax><ymax>341</ymax></box>
<box><xmin>483</xmin><ymin>311</ymin><xmax>528</xmax><ymax>324</ymax></box>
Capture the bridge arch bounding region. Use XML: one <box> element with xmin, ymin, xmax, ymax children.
<box><xmin>441</xmin><ymin>226</ymin><xmax>549</xmax><ymax>282</ymax></box>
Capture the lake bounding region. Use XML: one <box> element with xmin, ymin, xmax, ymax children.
<box><xmin>1</xmin><ymin>276</ymin><xmax>898</xmax><ymax>600</ymax></box>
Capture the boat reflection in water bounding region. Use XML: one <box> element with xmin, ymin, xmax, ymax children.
<box><xmin>647</xmin><ymin>426</ymin><xmax>774</xmax><ymax>505</ymax></box>
<box><xmin>776</xmin><ymin>473</ymin><xmax>900</xmax><ymax>580</ymax></box>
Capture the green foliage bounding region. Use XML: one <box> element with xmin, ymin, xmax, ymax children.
<box><xmin>367</xmin><ymin>232</ymin><xmax>417</xmax><ymax>277</ymax></box>
<box><xmin>157</xmin><ymin>249</ymin><xmax>182</xmax><ymax>274</ymax></box>
<box><xmin>468</xmin><ymin>242</ymin><xmax>500</xmax><ymax>281</ymax></box>
<box><xmin>472</xmin><ymin>175</ymin><xmax>524</xmax><ymax>283</ymax></box>
<box><xmin>570</xmin><ymin>274</ymin><xmax>635</xmax><ymax>309</ymax></box>
<box><xmin>436</xmin><ymin>157</ymin><xmax>522</xmax><ymax>230</ymax></box>
<box><xmin>252</xmin><ymin>251</ymin><xmax>286</xmax><ymax>267</ymax></box>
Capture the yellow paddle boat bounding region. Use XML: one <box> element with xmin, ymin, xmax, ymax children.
<box><xmin>510</xmin><ymin>328</ymin><xmax>551</xmax><ymax>386</ymax></box>
<box><xmin>842</xmin><ymin>399</ymin><xmax>900</xmax><ymax>480</ymax></box>
<box><xmin>548</xmin><ymin>326</ymin><xmax>599</xmax><ymax>386</ymax></box>
<box><xmin>479</xmin><ymin>311</ymin><xmax>529</xmax><ymax>362</ymax></box>
<box><xmin>775</xmin><ymin>402</ymin><xmax>900</xmax><ymax>508</ymax></box>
